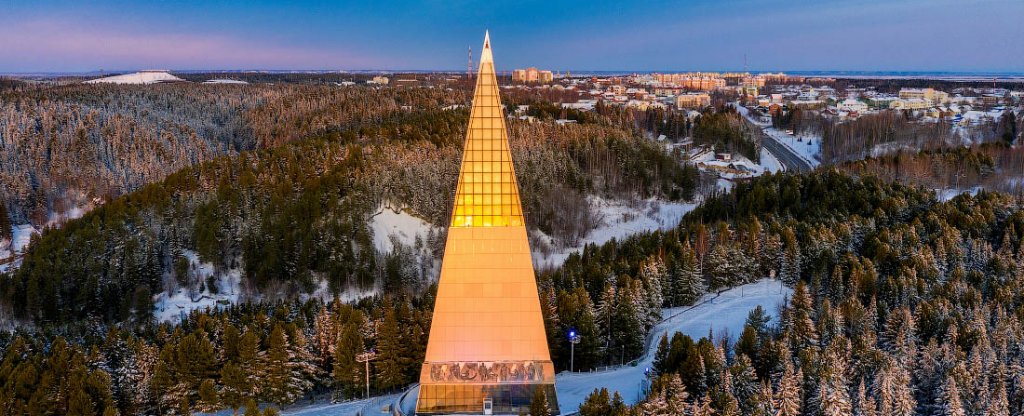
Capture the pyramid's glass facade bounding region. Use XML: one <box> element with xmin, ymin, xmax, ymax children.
<box><xmin>415</xmin><ymin>33</ymin><xmax>559</xmax><ymax>415</ymax></box>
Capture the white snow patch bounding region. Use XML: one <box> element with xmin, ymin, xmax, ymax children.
<box><xmin>759</xmin><ymin>147</ymin><xmax>784</xmax><ymax>173</ymax></box>
<box><xmin>153</xmin><ymin>250</ymin><xmax>241</xmax><ymax>323</ymax></box>
<box><xmin>533</xmin><ymin>197</ymin><xmax>696</xmax><ymax>268</ymax></box>
<box><xmin>0</xmin><ymin>225</ymin><xmax>34</xmax><ymax>273</ymax></box>
<box><xmin>10</xmin><ymin>224</ymin><xmax>37</xmax><ymax>254</ymax></box>
<box><xmin>203</xmin><ymin>79</ymin><xmax>249</xmax><ymax>85</ymax></box>
<box><xmin>935</xmin><ymin>186</ymin><xmax>983</xmax><ymax>202</ymax></box>
<box><xmin>555</xmin><ymin>279</ymin><xmax>791</xmax><ymax>413</ymax></box>
<box><xmin>85</xmin><ymin>71</ymin><xmax>184</xmax><ymax>85</ymax></box>
<box><xmin>369</xmin><ymin>205</ymin><xmax>436</xmax><ymax>253</ymax></box>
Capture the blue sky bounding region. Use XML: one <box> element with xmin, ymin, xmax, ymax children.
<box><xmin>1</xmin><ymin>0</ymin><xmax>1021</xmax><ymax>73</ymax></box>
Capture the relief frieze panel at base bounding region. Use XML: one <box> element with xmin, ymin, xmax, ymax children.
<box><xmin>423</xmin><ymin>361</ymin><xmax>555</xmax><ymax>384</ymax></box>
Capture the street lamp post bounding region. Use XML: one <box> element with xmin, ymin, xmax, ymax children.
<box><xmin>568</xmin><ymin>329</ymin><xmax>581</xmax><ymax>372</ymax></box>
<box><xmin>356</xmin><ymin>350</ymin><xmax>377</xmax><ymax>400</ymax></box>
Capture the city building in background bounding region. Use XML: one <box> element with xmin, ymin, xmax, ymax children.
<box><xmin>512</xmin><ymin>67</ymin><xmax>554</xmax><ymax>83</ymax></box>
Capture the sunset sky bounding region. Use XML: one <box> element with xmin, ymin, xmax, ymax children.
<box><xmin>1</xmin><ymin>0</ymin><xmax>1021</xmax><ymax>73</ymax></box>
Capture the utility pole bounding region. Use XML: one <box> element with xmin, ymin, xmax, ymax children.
<box><xmin>356</xmin><ymin>350</ymin><xmax>377</xmax><ymax>400</ymax></box>
<box><xmin>568</xmin><ymin>329</ymin><xmax>581</xmax><ymax>372</ymax></box>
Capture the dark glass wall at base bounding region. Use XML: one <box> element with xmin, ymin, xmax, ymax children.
<box><xmin>416</xmin><ymin>383</ymin><xmax>559</xmax><ymax>415</ymax></box>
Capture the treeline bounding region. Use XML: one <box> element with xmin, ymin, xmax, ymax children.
<box><xmin>0</xmin><ymin>82</ymin><xmax>467</xmax><ymax>225</ymax></box>
<box><xmin>836</xmin><ymin>143</ymin><xmax>1024</xmax><ymax>199</ymax></box>
<box><xmin>571</xmin><ymin>170</ymin><xmax>1024</xmax><ymax>415</ymax></box>
<box><xmin>1</xmin><ymin>101</ymin><xmax>697</xmax><ymax>323</ymax></box>
<box><xmin>693</xmin><ymin>106</ymin><xmax>760</xmax><ymax>162</ymax></box>
<box><xmin>0</xmin><ymin>293</ymin><xmax>432</xmax><ymax>415</ymax></box>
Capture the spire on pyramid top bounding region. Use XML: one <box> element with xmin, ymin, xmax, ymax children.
<box><xmin>480</xmin><ymin>30</ymin><xmax>493</xmax><ymax>64</ymax></box>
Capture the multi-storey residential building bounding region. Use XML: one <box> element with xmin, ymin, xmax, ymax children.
<box><xmin>512</xmin><ymin>67</ymin><xmax>554</xmax><ymax>83</ymax></box>
<box><xmin>675</xmin><ymin>93</ymin><xmax>711</xmax><ymax>108</ymax></box>
<box><xmin>899</xmin><ymin>88</ymin><xmax>949</xmax><ymax>104</ymax></box>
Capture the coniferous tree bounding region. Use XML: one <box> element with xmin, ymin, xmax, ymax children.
<box><xmin>529</xmin><ymin>387</ymin><xmax>551</xmax><ymax>416</ymax></box>
<box><xmin>374</xmin><ymin>307</ymin><xmax>405</xmax><ymax>391</ymax></box>
<box><xmin>219</xmin><ymin>362</ymin><xmax>246</xmax><ymax>416</ymax></box>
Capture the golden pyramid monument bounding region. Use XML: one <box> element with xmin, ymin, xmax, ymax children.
<box><xmin>415</xmin><ymin>32</ymin><xmax>559</xmax><ymax>415</ymax></box>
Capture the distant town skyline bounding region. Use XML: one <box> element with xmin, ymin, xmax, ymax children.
<box><xmin>1</xmin><ymin>0</ymin><xmax>1022</xmax><ymax>73</ymax></box>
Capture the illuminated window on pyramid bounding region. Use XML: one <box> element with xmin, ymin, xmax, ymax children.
<box><xmin>450</xmin><ymin>59</ymin><xmax>524</xmax><ymax>228</ymax></box>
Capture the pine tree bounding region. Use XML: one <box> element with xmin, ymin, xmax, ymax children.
<box><xmin>814</xmin><ymin>341</ymin><xmax>852</xmax><ymax>416</ymax></box>
<box><xmin>578</xmin><ymin>388</ymin><xmax>611</xmax><ymax>416</ymax></box>
<box><xmin>0</xmin><ymin>203</ymin><xmax>10</xmax><ymax>243</ymax></box>
<box><xmin>652</xmin><ymin>333</ymin><xmax>670</xmax><ymax>375</ymax></box>
<box><xmin>238</xmin><ymin>329</ymin><xmax>262</xmax><ymax>398</ymax></box>
<box><xmin>375</xmin><ymin>307</ymin><xmax>406</xmax><ymax>391</ymax></box>
<box><xmin>730</xmin><ymin>354</ymin><xmax>759</xmax><ymax>415</ymax></box>
<box><xmin>312</xmin><ymin>305</ymin><xmax>337</xmax><ymax>369</ymax></box>
<box><xmin>529</xmin><ymin>387</ymin><xmax>551</xmax><ymax>416</ymax></box>
<box><xmin>662</xmin><ymin>373</ymin><xmax>689</xmax><ymax>414</ymax></box>
<box><xmin>774</xmin><ymin>358</ymin><xmax>802</xmax><ymax>416</ymax></box>
<box><xmin>674</xmin><ymin>245</ymin><xmax>705</xmax><ymax>306</ymax></box>
<box><xmin>937</xmin><ymin>374</ymin><xmax>964</xmax><ymax>416</ymax></box>
<box><xmin>611</xmin><ymin>281</ymin><xmax>645</xmax><ymax>363</ymax></box>
<box><xmin>198</xmin><ymin>378</ymin><xmax>219</xmax><ymax>412</ymax></box>
<box><xmin>220</xmin><ymin>362</ymin><xmax>246</xmax><ymax>415</ymax></box>
<box><xmin>263</xmin><ymin>324</ymin><xmax>297</xmax><ymax>404</ymax></box>
<box><xmin>334</xmin><ymin>321</ymin><xmax>365</xmax><ymax>397</ymax></box>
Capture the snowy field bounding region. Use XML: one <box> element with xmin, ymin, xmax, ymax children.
<box><xmin>533</xmin><ymin>197</ymin><xmax>697</xmax><ymax>268</ymax></box>
<box><xmin>202</xmin><ymin>79</ymin><xmax>249</xmax><ymax>84</ymax></box>
<box><xmin>153</xmin><ymin>250</ymin><xmax>241</xmax><ymax>323</ymax></box>
<box><xmin>0</xmin><ymin>224</ymin><xmax>39</xmax><ymax>273</ymax></box>
<box><xmin>369</xmin><ymin>204</ymin><xmax>436</xmax><ymax>253</ymax></box>
<box><xmin>554</xmin><ymin>279</ymin><xmax>791</xmax><ymax>413</ymax></box>
<box><xmin>84</xmin><ymin>71</ymin><xmax>184</xmax><ymax>84</ymax></box>
<box><xmin>935</xmin><ymin>186</ymin><xmax>983</xmax><ymax>202</ymax></box>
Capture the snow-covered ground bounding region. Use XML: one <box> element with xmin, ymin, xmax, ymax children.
<box><xmin>153</xmin><ymin>250</ymin><xmax>241</xmax><ymax>323</ymax></box>
<box><xmin>369</xmin><ymin>204</ymin><xmax>436</xmax><ymax>253</ymax></box>
<box><xmin>84</xmin><ymin>71</ymin><xmax>184</xmax><ymax>85</ymax></box>
<box><xmin>762</xmin><ymin>127</ymin><xmax>821</xmax><ymax>167</ymax></box>
<box><xmin>0</xmin><ymin>224</ymin><xmax>39</xmax><ymax>273</ymax></box>
<box><xmin>202</xmin><ymin>79</ymin><xmax>249</xmax><ymax>84</ymax></box>
<box><xmin>935</xmin><ymin>186</ymin><xmax>983</xmax><ymax>202</ymax></box>
<box><xmin>554</xmin><ymin>279</ymin><xmax>791</xmax><ymax>413</ymax></box>
<box><xmin>759</xmin><ymin>147</ymin><xmax>784</xmax><ymax>173</ymax></box>
<box><xmin>533</xmin><ymin>197</ymin><xmax>697</xmax><ymax>268</ymax></box>
<box><xmin>692</xmin><ymin>148</ymin><xmax>783</xmax><ymax>179</ymax></box>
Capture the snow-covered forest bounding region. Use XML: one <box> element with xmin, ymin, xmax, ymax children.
<box><xmin>6</xmin><ymin>77</ymin><xmax>1024</xmax><ymax>416</ymax></box>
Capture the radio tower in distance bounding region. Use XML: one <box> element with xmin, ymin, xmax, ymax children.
<box><xmin>467</xmin><ymin>46</ymin><xmax>473</xmax><ymax>80</ymax></box>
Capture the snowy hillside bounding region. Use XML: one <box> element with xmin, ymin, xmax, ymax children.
<box><xmin>153</xmin><ymin>250</ymin><xmax>241</xmax><ymax>323</ymax></box>
<box><xmin>369</xmin><ymin>204</ymin><xmax>436</xmax><ymax>253</ymax></box>
<box><xmin>554</xmin><ymin>280</ymin><xmax>791</xmax><ymax>412</ymax></box>
<box><xmin>85</xmin><ymin>70</ymin><xmax>185</xmax><ymax>85</ymax></box>
<box><xmin>533</xmin><ymin>197</ymin><xmax>697</xmax><ymax>268</ymax></box>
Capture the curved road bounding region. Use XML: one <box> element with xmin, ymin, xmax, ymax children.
<box><xmin>734</xmin><ymin>103</ymin><xmax>813</xmax><ymax>173</ymax></box>
<box><xmin>760</xmin><ymin>130</ymin><xmax>813</xmax><ymax>172</ymax></box>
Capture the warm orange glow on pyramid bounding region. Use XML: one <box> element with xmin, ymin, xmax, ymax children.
<box><xmin>416</xmin><ymin>32</ymin><xmax>558</xmax><ymax>415</ymax></box>
<box><xmin>450</xmin><ymin>34</ymin><xmax>524</xmax><ymax>228</ymax></box>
